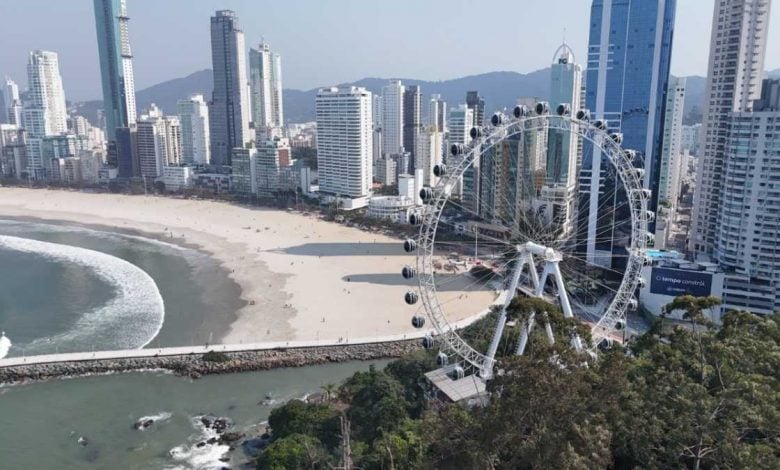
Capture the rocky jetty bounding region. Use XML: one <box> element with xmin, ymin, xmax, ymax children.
<box><xmin>0</xmin><ymin>341</ymin><xmax>420</xmax><ymax>385</ymax></box>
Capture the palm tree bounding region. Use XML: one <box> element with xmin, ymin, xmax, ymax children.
<box><xmin>321</xmin><ymin>383</ymin><xmax>338</xmax><ymax>403</ymax></box>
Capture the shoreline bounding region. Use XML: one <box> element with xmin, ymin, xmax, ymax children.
<box><xmin>0</xmin><ymin>188</ymin><xmax>497</xmax><ymax>346</ymax></box>
<box><xmin>0</xmin><ymin>340</ymin><xmax>420</xmax><ymax>386</ymax></box>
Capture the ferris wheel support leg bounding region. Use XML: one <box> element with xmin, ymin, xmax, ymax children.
<box><xmin>482</xmin><ymin>255</ymin><xmax>527</xmax><ymax>378</ymax></box>
<box><xmin>550</xmin><ymin>262</ymin><xmax>583</xmax><ymax>352</ymax></box>
<box><xmin>516</xmin><ymin>310</ymin><xmax>537</xmax><ymax>355</ymax></box>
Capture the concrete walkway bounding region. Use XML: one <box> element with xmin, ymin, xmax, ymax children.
<box><xmin>0</xmin><ymin>300</ymin><xmax>501</xmax><ymax>368</ymax></box>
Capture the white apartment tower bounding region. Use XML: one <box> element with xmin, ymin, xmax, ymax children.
<box><xmin>249</xmin><ymin>43</ymin><xmax>284</xmax><ymax>134</ymax></box>
<box><xmin>177</xmin><ymin>94</ymin><xmax>211</xmax><ymax>165</ymax></box>
<box><xmin>136</xmin><ymin>104</ymin><xmax>182</xmax><ymax>180</ymax></box>
<box><xmin>715</xmin><ymin>79</ymin><xmax>780</xmax><ymax>314</ymax></box>
<box><xmin>690</xmin><ymin>0</ymin><xmax>771</xmax><ymax>258</ymax></box>
<box><xmin>658</xmin><ymin>77</ymin><xmax>686</xmax><ymax>205</ymax></box>
<box><xmin>381</xmin><ymin>80</ymin><xmax>404</xmax><ymax>157</ymax></box>
<box><xmin>23</xmin><ymin>50</ymin><xmax>68</xmax><ymax>137</ymax></box>
<box><xmin>316</xmin><ymin>87</ymin><xmax>373</xmax><ymax>209</ymax></box>
<box><xmin>428</xmin><ymin>94</ymin><xmax>447</xmax><ymax>133</ymax></box>
<box><xmin>4</xmin><ymin>78</ymin><xmax>22</xmax><ymax>126</ymax></box>
<box><xmin>23</xmin><ymin>50</ymin><xmax>68</xmax><ymax>178</ymax></box>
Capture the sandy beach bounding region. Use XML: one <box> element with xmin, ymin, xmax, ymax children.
<box><xmin>0</xmin><ymin>188</ymin><xmax>496</xmax><ymax>344</ymax></box>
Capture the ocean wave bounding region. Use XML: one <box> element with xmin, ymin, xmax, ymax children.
<box><xmin>168</xmin><ymin>416</ymin><xmax>231</xmax><ymax>470</ymax></box>
<box><xmin>0</xmin><ymin>218</ymin><xmax>190</xmax><ymax>252</ymax></box>
<box><xmin>0</xmin><ymin>235</ymin><xmax>165</xmax><ymax>352</ymax></box>
<box><xmin>0</xmin><ymin>333</ymin><xmax>10</xmax><ymax>359</ymax></box>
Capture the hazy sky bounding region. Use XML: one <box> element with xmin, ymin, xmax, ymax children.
<box><xmin>1</xmin><ymin>0</ymin><xmax>779</xmax><ymax>101</ymax></box>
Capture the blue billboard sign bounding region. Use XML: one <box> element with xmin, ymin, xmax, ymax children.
<box><xmin>650</xmin><ymin>267</ymin><xmax>712</xmax><ymax>297</ymax></box>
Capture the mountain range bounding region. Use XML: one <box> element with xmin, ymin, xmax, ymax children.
<box><xmin>74</xmin><ymin>68</ymin><xmax>780</xmax><ymax>127</ymax></box>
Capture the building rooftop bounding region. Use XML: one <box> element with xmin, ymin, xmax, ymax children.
<box><xmin>425</xmin><ymin>367</ymin><xmax>486</xmax><ymax>403</ymax></box>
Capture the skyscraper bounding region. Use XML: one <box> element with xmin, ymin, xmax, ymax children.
<box><xmin>402</xmin><ymin>85</ymin><xmax>422</xmax><ymax>173</ymax></box>
<box><xmin>542</xmin><ymin>43</ymin><xmax>582</xmax><ymax>239</ymax></box>
<box><xmin>428</xmin><ymin>94</ymin><xmax>447</xmax><ymax>133</ymax></box>
<box><xmin>209</xmin><ymin>10</ymin><xmax>251</xmax><ymax>167</ymax></box>
<box><xmin>23</xmin><ymin>50</ymin><xmax>68</xmax><ymax>179</ymax></box>
<box><xmin>381</xmin><ymin>80</ymin><xmax>404</xmax><ymax>157</ymax></box>
<box><xmin>3</xmin><ymin>78</ymin><xmax>22</xmax><ymax>126</ymax></box>
<box><xmin>249</xmin><ymin>43</ymin><xmax>284</xmax><ymax>134</ymax></box>
<box><xmin>690</xmin><ymin>0</ymin><xmax>771</xmax><ymax>258</ymax></box>
<box><xmin>177</xmin><ymin>94</ymin><xmax>210</xmax><ymax>165</ymax></box>
<box><xmin>93</xmin><ymin>0</ymin><xmax>137</xmax><ymax>142</ymax></box>
<box><xmin>466</xmin><ymin>91</ymin><xmax>485</xmax><ymax>127</ymax></box>
<box><xmin>657</xmin><ymin>77</ymin><xmax>686</xmax><ymax>206</ymax></box>
<box><xmin>316</xmin><ymin>87</ymin><xmax>373</xmax><ymax>209</ymax></box>
<box><xmin>577</xmin><ymin>0</ymin><xmax>677</xmax><ymax>267</ymax></box>
<box><xmin>715</xmin><ymin>79</ymin><xmax>780</xmax><ymax>314</ymax></box>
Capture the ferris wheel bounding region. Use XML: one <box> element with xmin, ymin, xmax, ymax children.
<box><xmin>401</xmin><ymin>102</ymin><xmax>651</xmax><ymax>380</ymax></box>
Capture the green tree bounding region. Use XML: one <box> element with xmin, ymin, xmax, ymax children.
<box><xmin>257</xmin><ymin>433</ymin><xmax>330</xmax><ymax>470</ymax></box>
<box><xmin>267</xmin><ymin>400</ymin><xmax>340</xmax><ymax>450</ymax></box>
<box><xmin>341</xmin><ymin>365</ymin><xmax>410</xmax><ymax>444</ymax></box>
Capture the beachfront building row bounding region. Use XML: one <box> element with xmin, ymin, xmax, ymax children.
<box><xmin>230</xmin><ymin>137</ymin><xmax>295</xmax><ymax>196</ymax></box>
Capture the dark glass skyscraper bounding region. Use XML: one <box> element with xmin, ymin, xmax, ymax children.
<box><xmin>577</xmin><ymin>0</ymin><xmax>676</xmax><ymax>267</ymax></box>
<box><xmin>209</xmin><ymin>10</ymin><xmax>251</xmax><ymax>167</ymax></box>
<box><xmin>93</xmin><ymin>0</ymin><xmax>136</xmax><ymax>142</ymax></box>
<box><xmin>466</xmin><ymin>91</ymin><xmax>485</xmax><ymax>127</ymax></box>
<box><xmin>402</xmin><ymin>85</ymin><xmax>421</xmax><ymax>173</ymax></box>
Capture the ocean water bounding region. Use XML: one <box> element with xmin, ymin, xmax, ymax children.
<box><xmin>0</xmin><ymin>219</ymin><xmax>244</xmax><ymax>357</ymax></box>
<box><xmin>0</xmin><ymin>360</ymin><xmax>388</xmax><ymax>469</ymax></box>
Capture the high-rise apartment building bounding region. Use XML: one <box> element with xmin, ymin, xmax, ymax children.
<box><xmin>657</xmin><ymin>77</ymin><xmax>686</xmax><ymax>205</ymax></box>
<box><xmin>416</xmin><ymin>126</ymin><xmax>444</xmax><ymax>186</ymax></box>
<box><xmin>256</xmin><ymin>137</ymin><xmax>292</xmax><ymax>195</ymax></box>
<box><xmin>3</xmin><ymin>78</ymin><xmax>22</xmax><ymax>126</ymax></box>
<box><xmin>93</xmin><ymin>0</ymin><xmax>137</xmax><ymax>142</ymax></box>
<box><xmin>249</xmin><ymin>43</ymin><xmax>284</xmax><ymax>134</ymax></box>
<box><xmin>381</xmin><ymin>80</ymin><xmax>404</xmax><ymax>157</ymax></box>
<box><xmin>136</xmin><ymin>104</ymin><xmax>181</xmax><ymax>180</ymax></box>
<box><xmin>715</xmin><ymin>79</ymin><xmax>780</xmax><ymax>314</ymax></box>
<box><xmin>428</xmin><ymin>94</ymin><xmax>447</xmax><ymax>133</ymax></box>
<box><xmin>577</xmin><ymin>0</ymin><xmax>677</xmax><ymax>267</ymax></box>
<box><xmin>209</xmin><ymin>10</ymin><xmax>251</xmax><ymax>166</ymax></box>
<box><xmin>448</xmin><ymin>104</ymin><xmax>474</xmax><ymax>204</ymax></box>
<box><xmin>466</xmin><ymin>91</ymin><xmax>485</xmax><ymax>127</ymax></box>
<box><xmin>403</xmin><ymin>85</ymin><xmax>422</xmax><ymax>173</ymax></box>
<box><xmin>540</xmin><ymin>43</ymin><xmax>583</xmax><ymax>239</ymax></box>
<box><xmin>690</xmin><ymin>0</ymin><xmax>771</xmax><ymax>258</ymax></box>
<box><xmin>177</xmin><ymin>94</ymin><xmax>210</xmax><ymax>165</ymax></box>
<box><xmin>316</xmin><ymin>87</ymin><xmax>373</xmax><ymax>209</ymax></box>
<box><xmin>23</xmin><ymin>50</ymin><xmax>68</xmax><ymax>179</ymax></box>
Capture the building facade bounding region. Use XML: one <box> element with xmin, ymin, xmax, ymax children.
<box><xmin>657</xmin><ymin>77</ymin><xmax>686</xmax><ymax>206</ymax></box>
<box><xmin>177</xmin><ymin>94</ymin><xmax>210</xmax><ymax>165</ymax></box>
<box><xmin>23</xmin><ymin>50</ymin><xmax>69</xmax><ymax>179</ymax></box>
<box><xmin>577</xmin><ymin>0</ymin><xmax>677</xmax><ymax>267</ymax></box>
<box><xmin>3</xmin><ymin>78</ymin><xmax>22</xmax><ymax>126</ymax></box>
<box><xmin>316</xmin><ymin>87</ymin><xmax>373</xmax><ymax>209</ymax></box>
<box><xmin>249</xmin><ymin>43</ymin><xmax>284</xmax><ymax>135</ymax></box>
<box><xmin>93</xmin><ymin>0</ymin><xmax>137</xmax><ymax>142</ymax></box>
<box><xmin>466</xmin><ymin>91</ymin><xmax>485</xmax><ymax>127</ymax></box>
<box><xmin>402</xmin><ymin>85</ymin><xmax>422</xmax><ymax>173</ymax></box>
<box><xmin>714</xmin><ymin>79</ymin><xmax>780</xmax><ymax>314</ymax></box>
<box><xmin>136</xmin><ymin>105</ymin><xmax>181</xmax><ymax>180</ymax></box>
<box><xmin>690</xmin><ymin>0</ymin><xmax>771</xmax><ymax>258</ymax></box>
<box><xmin>209</xmin><ymin>10</ymin><xmax>251</xmax><ymax>166</ymax></box>
<box><xmin>381</xmin><ymin>80</ymin><xmax>404</xmax><ymax>157</ymax></box>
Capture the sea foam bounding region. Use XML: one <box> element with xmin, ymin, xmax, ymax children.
<box><xmin>0</xmin><ymin>235</ymin><xmax>165</xmax><ymax>353</ymax></box>
<box><xmin>0</xmin><ymin>333</ymin><xmax>11</xmax><ymax>359</ymax></box>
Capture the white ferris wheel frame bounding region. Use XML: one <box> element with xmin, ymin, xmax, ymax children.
<box><xmin>413</xmin><ymin>112</ymin><xmax>650</xmax><ymax>375</ymax></box>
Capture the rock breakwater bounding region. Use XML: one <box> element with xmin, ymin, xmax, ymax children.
<box><xmin>0</xmin><ymin>341</ymin><xmax>419</xmax><ymax>385</ymax></box>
